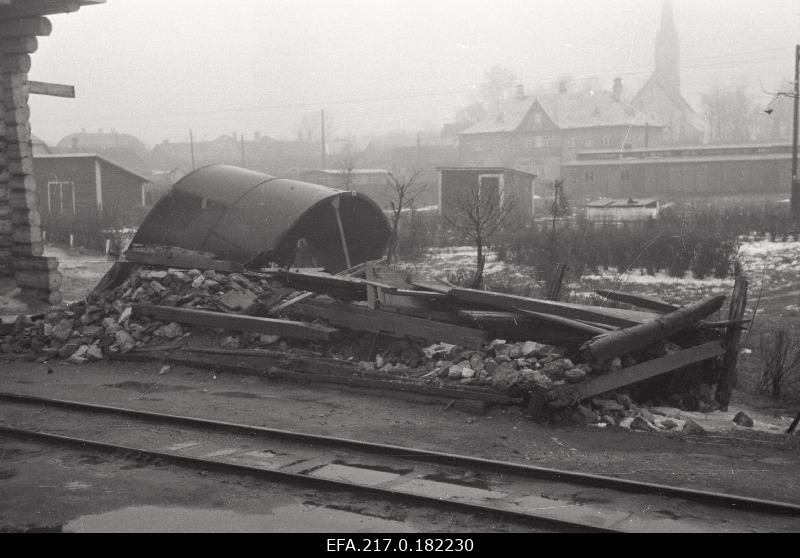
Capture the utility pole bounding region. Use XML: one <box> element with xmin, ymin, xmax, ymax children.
<box><xmin>416</xmin><ymin>131</ymin><xmax>421</xmax><ymax>166</ymax></box>
<box><xmin>321</xmin><ymin>109</ymin><xmax>326</xmax><ymax>169</ymax></box>
<box><xmin>189</xmin><ymin>129</ymin><xmax>196</xmax><ymax>170</ymax></box>
<box><xmin>241</xmin><ymin>134</ymin><xmax>245</xmax><ymax>168</ymax></box>
<box><xmin>792</xmin><ymin>44</ymin><xmax>800</xmax><ymax>217</ymax></box>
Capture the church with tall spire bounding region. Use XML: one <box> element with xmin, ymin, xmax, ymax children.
<box><xmin>633</xmin><ymin>0</ymin><xmax>705</xmax><ymax>144</ymax></box>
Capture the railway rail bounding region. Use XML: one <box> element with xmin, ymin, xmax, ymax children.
<box><xmin>1</xmin><ymin>391</ymin><xmax>799</xmax><ymax>533</ymax></box>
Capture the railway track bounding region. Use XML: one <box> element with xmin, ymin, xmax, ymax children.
<box><xmin>1</xmin><ymin>391</ymin><xmax>799</xmax><ymax>533</ymax></box>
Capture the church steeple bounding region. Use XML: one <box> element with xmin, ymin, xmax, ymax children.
<box><xmin>654</xmin><ymin>0</ymin><xmax>681</xmax><ymax>93</ymax></box>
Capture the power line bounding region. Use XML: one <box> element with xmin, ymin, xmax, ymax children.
<box><xmin>36</xmin><ymin>47</ymin><xmax>798</xmax><ymax>124</ymax></box>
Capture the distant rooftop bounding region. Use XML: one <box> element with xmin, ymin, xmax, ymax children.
<box><xmin>587</xmin><ymin>198</ymin><xmax>659</xmax><ymax>208</ymax></box>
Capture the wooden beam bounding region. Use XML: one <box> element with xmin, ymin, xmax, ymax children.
<box><xmin>593</xmin><ymin>289</ymin><xmax>679</xmax><ymax>313</ymax></box>
<box><xmin>715</xmin><ymin>276</ymin><xmax>748</xmax><ymax>410</ymax></box>
<box><xmin>267</xmin><ymin>260</ymin><xmax>369</xmax><ymax>315</ymax></box>
<box><xmin>0</xmin><ymin>16</ymin><xmax>52</xmax><ymax>36</ymax></box>
<box><xmin>0</xmin><ymin>1</ymin><xmax>81</xmax><ymax>20</ymax></box>
<box><xmin>514</xmin><ymin>307</ymin><xmax>610</xmax><ymax>336</ymax></box>
<box><xmin>547</xmin><ymin>263</ymin><xmax>567</xmax><ymax>301</ymax></box>
<box><xmin>448</xmin><ymin>287</ymin><xmax>652</xmax><ymax>328</ymax></box>
<box><xmin>550</xmin><ymin>341</ymin><xmax>725</xmax><ymax>405</ymax></box>
<box><xmin>580</xmin><ymin>295</ymin><xmax>726</xmax><ymax>366</ymax></box>
<box><xmin>293</xmin><ymin>299</ymin><xmax>488</xmax><ymax>349</ymax></box>
<box><xmin>29</xmin><ymin>80</ymin><xmax>74</xmax><ymax>98</ymax></box>
<box><xmin>131</xmin><ymin>304</ymin><xmax>338</xmax><ymax>342</ymax></box>
<box><xmin>122</xmin><ymin>248</ymin><xmax>244</xmax><ymax>273</ymax></box>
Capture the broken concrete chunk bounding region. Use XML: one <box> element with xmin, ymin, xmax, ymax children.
<box><xmin>154</xmin><ymin>322</ymin><xmax>183</xmax><ymax>339</ymax></box>
<box><xmin>114</xmin><ymin>330</ymin><xmax>136</xmax><ymax>353</ymax></box>
<box><xmin>733</xmin><ymin>411</ymin><xmax>754</xmax><ymax>427</ymax></box>
<box><xmin>682</xmin><ymin>418</ymin><xmax>707</xmax><ymax>436</ymax></box>
<box><xmin>521</xmin><ymin>340</ymin><xmax>545</xmax><ymax>357</ymax></box>
<box><xmin>259</xmin><ymin>334</ymin><xmax>280</xmax><ymax>345</ymax></box>
<box><xmin>118</xmin><ymin>306</ymin><xmax>132</xmax><ymax>324</ymax></box>
<box><xmin>86</xmin><ymin>343</ymin><xmax>104</xmax><ymax>361</ymax></box>
<box><xmin>571</xmin><ymin>404</ymin><xmax>599</xmax><ymax>425</ymax></box>
<box><xmin>630</xmin><ymin>416</ymin><xmax>657</xmax><ymax>432</ymax></box>
<box><xmin>219</xmin><ymin>289</ymin><xmax>258</xmax><ymax>310</ymax></box>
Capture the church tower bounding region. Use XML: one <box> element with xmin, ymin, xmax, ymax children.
<box><xmin>654</xmin><ymin>0</ymin><xmax>681</xmax><ymax>93</ymax></box>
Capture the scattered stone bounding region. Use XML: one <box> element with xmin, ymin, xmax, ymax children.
<box><xmin>614</xmin><ymin>393</ymin><xmax>633</xmax><ymax>410</ymax></box>
<box><xmin>114</xmin><ymin>330</ymin><xmax>136</xmax><ymax>353</ymax></box>
<box><xmin>259</xmin><ymin>334</ymin><xmax>280</xmax><ymax>345</ymax></box>
<box><xmin>158</xmin><ymin>365</ymin><xmax>171</xmax><ymax>375</ymax></box>
<box><xmin>660</xmin><ymin>419</ymin><xmax>678</xmax><ymax>430</ymax></box>
<box><xmin>733</xmin><ymin>411</ymin><xmax>754</xmax><ymax>427</ymax></box>
<box><xmin>630</xmin><ymin>416</ymin><xmax>657</xmax><ymax>432</ymax></box>
<box><xmin>220</xmin><ymin>336</ymin><xmax>241</xmax><ymax>349</ymax></box>
<box><xmin>682</xmin><ymin>419</ymin><xmax>707</xmax><ymax>436</ymax></box>
<box><xmin>571</xmin><ymin>404</ymin><xmax>599</xmax><ymax>425</ymax></box>
<box><xmin>521</xmin><ymin>341</ymin><xmax>544</xmax><ymax>357</ymax></box>
<box><xmin>155</xmin><ymin>322</ymin><xmax>183</xmax><ymax>339</ymax></box>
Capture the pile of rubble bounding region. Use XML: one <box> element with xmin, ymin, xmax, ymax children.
<box><xmin>0</xmin><ymin>267</ymin><xmax>276</xmax><ymax>363</ymax></box>
<box><xmin>1</xmin><ymin>251</ymin><xmax>746</xmax><ymax>433</ymax></box>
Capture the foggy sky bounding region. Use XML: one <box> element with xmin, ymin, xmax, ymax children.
<box><xmin>28</xmin><ymin>0</ymin><xmax>800</xmax><ymax>148</ymax></box>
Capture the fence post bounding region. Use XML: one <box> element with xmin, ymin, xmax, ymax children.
<box><xmin>547</xmin><ymin>263</ymin><xmax>567</xmax><ymax>301</ymax></box>
<box><xmin>715</xmin><ymin>274</ymin><xmax>748</xmax><ymax>411</ymax></box>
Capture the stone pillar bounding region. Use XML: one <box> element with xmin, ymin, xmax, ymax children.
<box><xmin>0</xmin><ymin>34</ymin><xmax>61</xmax><ymax>304</ymax></box>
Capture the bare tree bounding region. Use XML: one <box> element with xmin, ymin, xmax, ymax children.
<box><xmin>758</xmin><ymin>329</ymin><xmax>800</xmax><ymax>400</ymax></box>
<box><xmin>336</xmin><ymin>136</ymin><xmax>358</xmax><ymax>190</ymax></box>
<box><xmin>445</xmin><ymin>180</ymin><xmax>516</xmax><ymax>289</ymax></box>
<box><xmin>385</xmin><ymin>168</ymin><xmax>427</xmax><ymax>264</ymax></box>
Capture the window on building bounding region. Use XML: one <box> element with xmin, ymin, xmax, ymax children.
<box><xmin>602</xmin><ymin>136</ymin><xmax>611</xmax><ymax>146</ymax></box>
<box><xmin>473</xmin><ymin>142</ymin><xmax>482</xmax><ymax>152</ymax></box>
<box><xmin>584</xmin><ymin>171</ymin><xmax>595</xmax><ymax>182</ymax></box>
<box><xmin>585</xmin><ymin>138</ymin><xmax>594</xmax><ymax>148</ymax></box>
<box><xmin>46</xmin><ymin>181</ymin><xmax>76</xmax><ymax>217</ymax></box>
<box><xmin>620</xmin><ymin>169</ymin><xmax>631</xmax><ymax>180</ymax></box>
<box><xmin>534</xmin><ymin>136</ymin><xmax>543</xmax><ymax>148</ymax></box>
<box><xmin>544</xmin><ymin>136</ymin><xmax>553</xmax><ymax>147</ymax></box>
<box><xmin>526</xmin><ymin>138</ymin><xmax>533</xmax><ymax>150</ymax></box>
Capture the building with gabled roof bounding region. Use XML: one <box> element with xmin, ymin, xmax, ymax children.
<box><xmin>33</xmin><ymin>153</ymin><xmax>154</xmax><ymax>233</ymax></box>
<box><xmin>458</xmin><ymin>81</ymin><xmax>665</xmax><ymax>181</ymax></box>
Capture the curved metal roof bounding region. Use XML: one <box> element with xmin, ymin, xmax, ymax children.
<box><xmin>132</xmin><ymin>165</ymin><xmax>391</xmax><ymax>271</ymax></box>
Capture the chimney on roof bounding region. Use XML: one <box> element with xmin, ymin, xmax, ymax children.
<box><xmin>558</xmin><ymin>80</ymin><xmax>568</xmax><ymax>94</ymax></box>
<box><xmin>516</xmin><ymin>83</ymin><xmax>525</xmax><ymax>99</ymax></box>
<box><xmin>612</xmin><ymin>77</ymin><xmax>623</xmax><ymax>102</ymax></box>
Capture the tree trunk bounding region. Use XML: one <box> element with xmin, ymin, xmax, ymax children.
<box><xmin>472</xmin><ymin>239</ymin><xmax>485</xmax><ymax>289</ymax></box>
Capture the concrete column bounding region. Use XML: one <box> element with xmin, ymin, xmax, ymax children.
<box><xmin>0</xmin><ymin>45</ymin><xmax>61</xmax><ymax>303</ymax></box>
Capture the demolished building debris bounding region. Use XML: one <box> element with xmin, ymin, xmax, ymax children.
<box><xmin>0</xmin><ymin>164</ymin><xmax>751</xmax><ymax>432</ymax></box>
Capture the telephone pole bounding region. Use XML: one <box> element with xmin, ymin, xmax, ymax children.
<box><xmin>189</xmin><ymin>129</ymin><xmax>196</xmax><ymax>170</ymax></box>
<box><xmin>792</xmin><ymin>44</ymin><xmax>799</xmax><ymax>217</ymax></box>
<box><xmin>241</xmin><ymin>134</ymin><xmax>246</xmax><ymax>168</ymax></box>
<box><xmin>321</xmin><ymin>109</ymin><xmax>326</xmax><ymax>169</ymax></box>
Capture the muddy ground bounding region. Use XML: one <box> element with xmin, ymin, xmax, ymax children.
<box><xmin>1</xmin><ymin>357</ymin><xmax>799</xmax><ymax>532</ymax></box>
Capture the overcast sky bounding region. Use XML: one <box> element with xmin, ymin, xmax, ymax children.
<box><xmin>28</xmin><ymin>0</ymin><xmax>800</xmax><ymax>147</ymax></box>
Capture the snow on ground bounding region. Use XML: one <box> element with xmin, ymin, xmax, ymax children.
<box><xmin>402</xmin><ymin>236</ymin><xmax>800</xmax><ymax>310</ymax></box>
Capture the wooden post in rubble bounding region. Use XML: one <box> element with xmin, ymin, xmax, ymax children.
<box><xmin>715</xmin><ymin>275</ymin><xmax>749</xmax><ymax>411</ymax></box>
<box><xmin>546</xmin><ymin>263</ymin><xmax>567</xmax><ymax>301</ymax></box>
<box><xmin>0</xmin><ymin>16</ymin><xmax>62</xmax><ymax>303</ymax></box>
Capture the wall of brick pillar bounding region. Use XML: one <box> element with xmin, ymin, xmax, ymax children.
<box><xmin>0</xmin><ymin>38</ymin><xmax>62</xmax><ymax>304</ymax></box>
